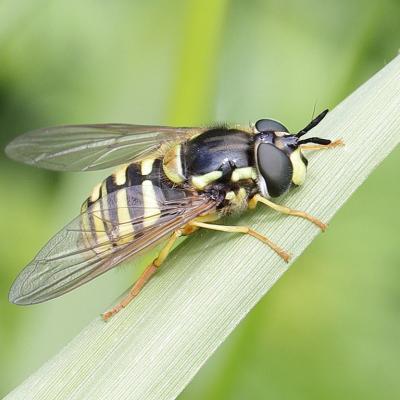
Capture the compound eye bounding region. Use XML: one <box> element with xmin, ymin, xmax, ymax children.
<box><xmin>255</xmin><ymin>119</ymin><xmax>288</xmax><ymax>133</ymax></box>
<box><xmin>257</xmin><ymin>143</ymin><xmax>293</xmax><ymax>197</ymax></box>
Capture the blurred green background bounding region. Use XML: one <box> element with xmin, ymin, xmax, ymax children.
<box><xmin>1</xmin><ymin>0</ymin><xmax>399</xmax><ymax>398</ymax></box>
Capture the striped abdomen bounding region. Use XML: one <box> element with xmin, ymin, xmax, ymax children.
<box><xmin>80</xmin><ymin>158</ymin><xmax>186</xmax><ymax>251</ymax></box>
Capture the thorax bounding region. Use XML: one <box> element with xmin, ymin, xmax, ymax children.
<box><xmin>163</xmin><ymin>127</ymin><xmax>258</xmax><ymax>191</ymax></box>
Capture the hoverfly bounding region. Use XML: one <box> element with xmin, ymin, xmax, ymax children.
<box><xmin>6</xmin><ymin>109</ymin><xmax>342</xmax><ymax>320</ymax></box>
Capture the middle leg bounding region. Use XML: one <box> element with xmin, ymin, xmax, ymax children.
<box><xmin>248</xmin><ymin>194</ymin><xmax>327</xmax><ymax>231</ymax></box>
<box><xmin>188</xmin><ymin>220</ymin><xmax>290</xmax><ymax>262</ymax></box>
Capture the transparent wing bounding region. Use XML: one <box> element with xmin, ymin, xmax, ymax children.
<box><xmin>5</xmin><ymin>124</ymin><xmax>205</xmax><ymax>171</ymax></box>
<box><xmin>9</xmin><ymin>186</ymin><xmax>216</xmax><ymax>305</ymax></box>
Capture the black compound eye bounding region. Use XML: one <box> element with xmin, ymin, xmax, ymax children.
<box><xmin>255</xmin><ymin>119</ymin><xmax>288</xmax><ymax>133</ymax></box>
<box><xmin>257</xmin><ymin>143</ymin><xmax>293</xmax><ymax>197</ymax></box>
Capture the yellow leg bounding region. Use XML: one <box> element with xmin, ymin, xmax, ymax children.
<box><xmin>188</xmin><ymin>220</ymin><xmax>290</xmax><ymax>262</ymax></box>
<box><xmin>300</xmin><ymin>139</ymin><xmax>344</xmax><ymax>151</ymax></box>
<box><xmin>102</xmin><ymin>229</ymin><xmax>182</xmax><ymax>321</ymax></box>
<box><xmin>249</xmin><ymin>194</ymin><xmax>327</xmax><ymax>231</ymax></box>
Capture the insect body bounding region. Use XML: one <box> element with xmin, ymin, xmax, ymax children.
<box><xmin>6</xmin><ymin>110</ymin><xmax>342</xmax><ymax>320</ymax></box>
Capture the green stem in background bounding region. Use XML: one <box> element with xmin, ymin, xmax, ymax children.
<box><xmin>167</xmin><ymin>0</ymin><xmax>229</xmax><ymax>125</ymax></box>
<box><xmin>4</xmin><ymin>55</ymin><xmax>400</xmax><ymax>400</ymax></box>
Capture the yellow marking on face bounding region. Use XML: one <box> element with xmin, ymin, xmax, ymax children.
<box><xmin>116</xmin><ymin>188</ymin><xmax>135</xmax><ymax>245</ymax></box>
<box><xmin>163</xmin><ymin>144</ymin><xmax>185</xmax><ymax>183</ymax></box>
<box><xmin>191</xmin><ymin>171</ymin><xmax>223</xmax><ymax>190</ymax></box>
<box><xmin>141</xmin><ymin>158</ymin><xmax>155</xmax><ymax>176</ymax></box>
<box><xmin>290</xmin><ymin>149</ymin><xmax>307</xmax><ymax>185</ymax></box>
<box><xmin>113</xmin><ymin>164</ymin><xmax>128</xmax><ymax>186</ymax></box>
<box><xmin>90</xmin><ymin>183</ymin><xmax>102</xmax><ymax>202</ymax></box>
<box><xmin>142</xmin><ymin>180</ymin><xmax>161</xmax><ymax>227</ymax></box>
<box><xmin>231</xmin><ymin>167</ymin><xmax>257</xmax><ymax>182</ymax></box>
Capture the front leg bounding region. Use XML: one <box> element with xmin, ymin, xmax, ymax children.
<box><xmin>248</xmin><ymin>194</ymin><xmax>327</xmax><ymax>231</ymax></box>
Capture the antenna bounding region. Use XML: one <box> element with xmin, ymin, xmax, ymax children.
<box><xmin>296</xmin><ymin>109</ymin><xmax>329</xmax><ymax>138</ymax></box>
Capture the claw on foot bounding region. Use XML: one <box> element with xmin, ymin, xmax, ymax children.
<box><xmin>313</xmin><ymin>219</ymin><xmax>328</xmax><ymax>232</ymax></box>
<box><xmin>102</xmin><ymin>304</ymin><xmax>124</xmax><ymax>321</ymax></box>
<box><xmin>281</xmin><ymin>251</ymin><xmax>291</xmax><ymax>263</ymax></box>
<box><xmin>329</xmin><ymin>139</ymin><xmax>345</xmax><ymax>148</ymax></box>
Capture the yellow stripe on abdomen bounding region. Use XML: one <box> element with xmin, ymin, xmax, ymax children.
<box><xmin>116</xmin><ymin>188</ymin><xmax>135</xmax><ymax>245</ymax></box>
<box><xmin>113</xmin><ymin>164</ymin><xmax>128</xmax><ymax>186</ymax></box>
<box><xmin>90</xmin><ymin>183</ymin><xmax>102</xmax><ymax>203</ymax></box>
<box><xmin>142</xmin><ymin>180</ymin><xmax>161</xmax><ymax>227</ymax></box>
<box><xmin>141</xmin><ymin>158</ymin><xmax>155</xmax><ymax>175</ymax></box>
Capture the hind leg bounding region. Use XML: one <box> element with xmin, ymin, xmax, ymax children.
<box><xmin>102</xmin><ymin>229</ymin><xmax>182</xmax><ymax>321</ymax></box>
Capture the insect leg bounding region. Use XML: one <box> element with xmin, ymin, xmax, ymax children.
<box><xmin>248</xmin><ymin>194</ymin><xmax>327</xmax><ymax>231</ymax></box>
<box><xmin>102</xmin><ymin>229</ymin><xmax>182</xmax><ymax>321</ymax></box>
<box><xmin>300</xmin><ymin>138</ymin><xmax>344</xmax><ymax>151</ymax></box>
<box><xmin>188</xmin><ymin>221</ymin><xmax>290</xmax><ymax>262</ymax></box>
